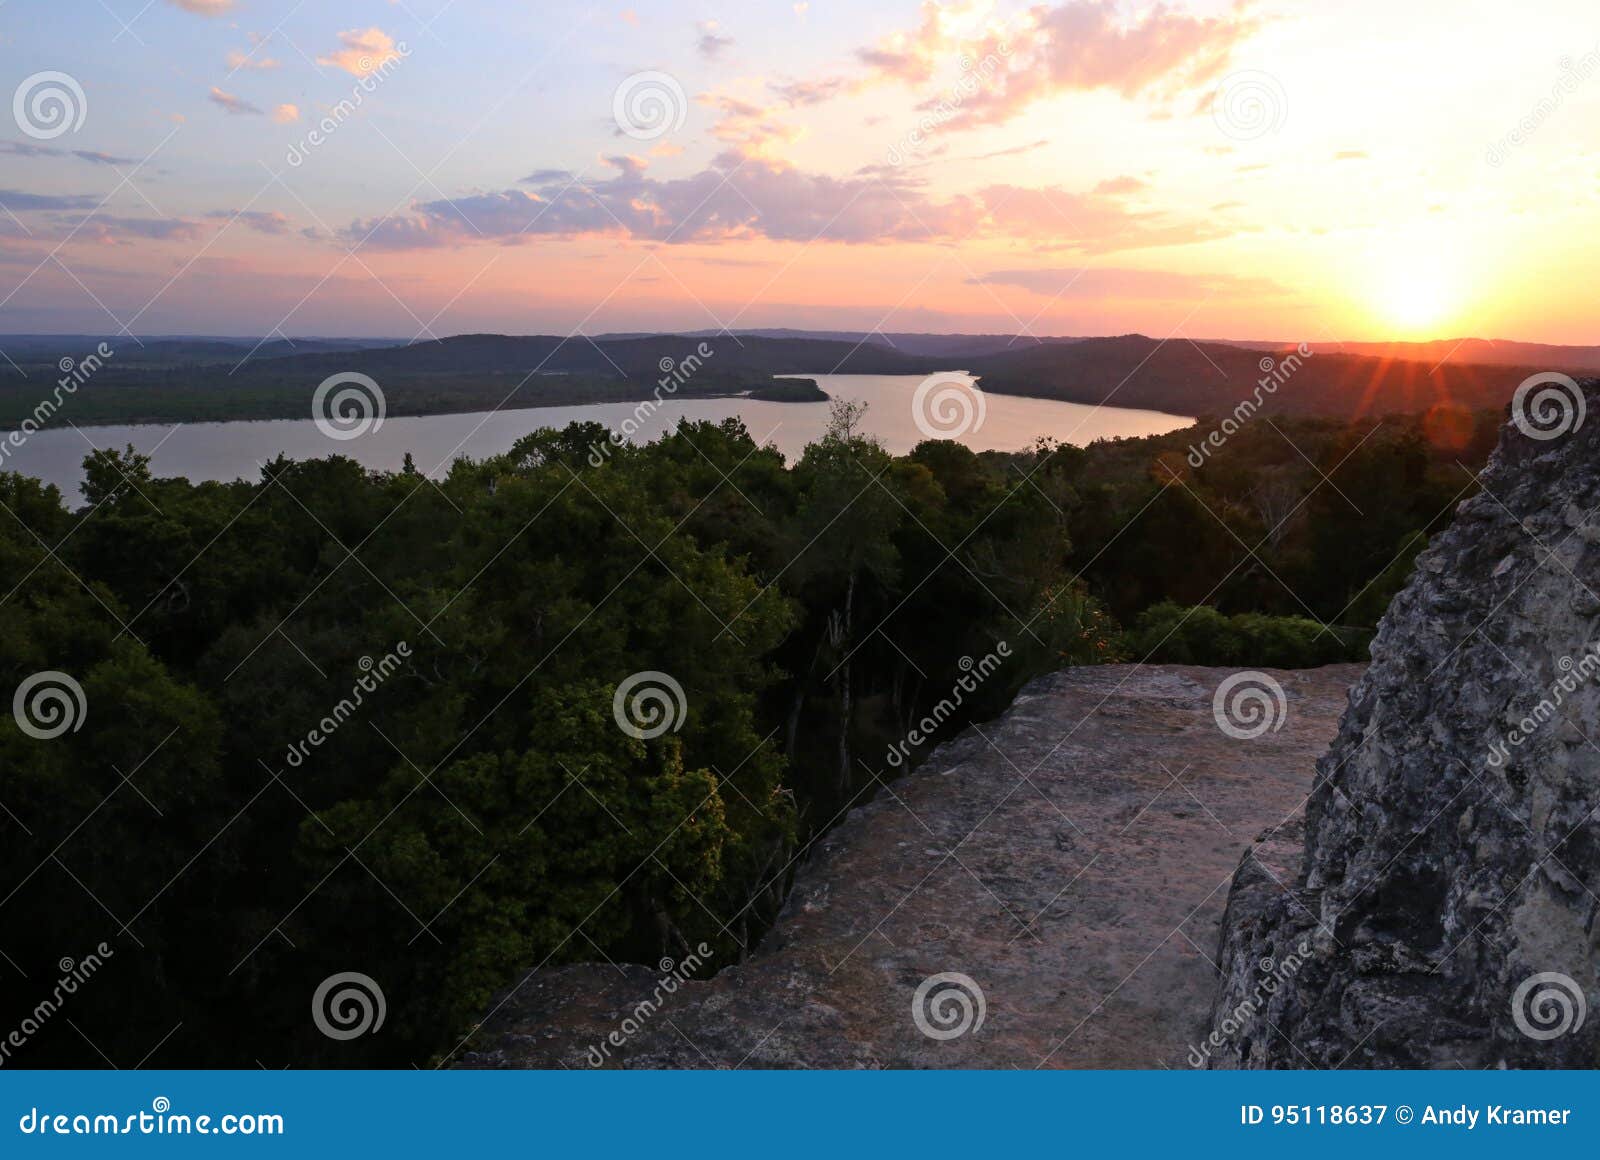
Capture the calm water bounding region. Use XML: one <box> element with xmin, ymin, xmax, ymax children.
<box><xmin>8</xmin><ymin>373</ymin><xmax>1192</xmax><ymax>502</ymax></box>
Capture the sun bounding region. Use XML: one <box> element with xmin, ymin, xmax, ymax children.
<box><xmin>1361</xmin><ymin>234</ymin><xmax>1470</xmax><ymax>339</ymax></box>
<box><xmin>1378</xmin><ymin>269</ymin><xmax>1454</xmax><ymax>333</ymax></box>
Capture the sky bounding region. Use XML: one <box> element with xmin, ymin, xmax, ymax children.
<box><xmin>1</xmin><ymin>0</ymin><xmax>1597</xmax><ymax>342</ymax></box>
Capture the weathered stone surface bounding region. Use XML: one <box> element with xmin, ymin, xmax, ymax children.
<box><xmin>455</xmin><ymin>663</ymin><xmax>1360</xmax><ymax>1068</ymax></box>
<box><xmin>1210</xmin><ymin>381</ymin><xmax>1600</xmax><ymax>1068</ymax></box>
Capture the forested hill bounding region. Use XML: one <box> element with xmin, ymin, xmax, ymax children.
<box><xmin>234</xmin><ymin>333</ymin><xmax>946</xmax><ymax>379</ymax></box>
<box><xmin>0</xmin><ymin>330</ymin><xmax>1576</xmax><ymax>429</ymax></box>
<box><xmin>968</xmin><ymin>335</ymin><xmax>1563</xmax><ymax>420</ymax></box>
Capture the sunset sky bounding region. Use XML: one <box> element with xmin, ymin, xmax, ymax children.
<box><xmin>3</xmin><ymin>0</ymin><xmax>1598</xmax><ymax>342</ymax></box>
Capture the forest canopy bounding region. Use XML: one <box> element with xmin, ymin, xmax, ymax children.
<box><xmin>0</xmin><ymin>403</ymin><xmax>1492</xmax><ymax>1066</ymax></box>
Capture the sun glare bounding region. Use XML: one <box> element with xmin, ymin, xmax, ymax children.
<box><xmin>1363</xmin><ymin>239</ymin><xmax>1468</xmax><ymax>338</ymax></box>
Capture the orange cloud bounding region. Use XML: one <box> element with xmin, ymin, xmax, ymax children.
<box><xmin>317</xmin><ymin>27</ymin><xmax>402</xmax><ymax>77</ymax></box>
<box><xmin>857</xmin><ymin>0</ymin><xmax>1255</xmax><ymax>129</ymax></box>
<box><xmin>272</xmin><ymin>103</ymin><xmax>300</xmax><ymax>123</ymax></box>
<box><xmin>166</xmin><ymin>0</ymin><xmax>233</xmax><ymax>14</ymax></box>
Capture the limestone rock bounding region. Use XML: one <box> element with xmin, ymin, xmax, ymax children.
<box><xmin>455</xmin><ymin>663</ymin><xmax>1359</xmax><ymax>1068</ymax></box>
<box><xmin>1209</xmin><ymin>380</ymin><xmax>1600</xmax><ymax>1068</ymax></box>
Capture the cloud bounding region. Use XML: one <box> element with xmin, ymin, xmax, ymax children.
<box><xmin>698</xmin><ymin>93</ymin><xmax>804</xmax><ymax>159</ymax></box>
<box><xmin>208</xmin><ymin>209</ymin><xmax>292</xmax><ymax>234</ymax></box>
<box><xmin>165</xmin><ymin>0</ymin><xmax>234</xmax><ymax>14</ymax></box>
<box><xmin>0</xmin><ymin>142</ymin><xmax>137</xmax><ymax>166</ymax></box>
<box><xmin>226</xmin><ymin>49</ymin><xmax>281</xmax><ymax>70</ymax></box>
<box><xmin>317</xmin><ymin>27</ymin><xmax>402</xmax><ymax>77</ymax></box>
<box><xmin>272</xmin><ymin>104</ymin><xmax>300</xmax><ymax>124</ymax></box>
<box><xmin>1</xmin><ymin>141</ymin><xmax>58</xmax><ymax>159</ymax></box>
<box><xmin>861</xmin><ymin>0</ymin><xmax>1254</xmax><ymax>128</ymax></box>
<box><xmin>964</xmin><ymin>138</ymin><xmax>1050</xmax><ymax>161</ymax></box>
<box><xmin>1093</xmin><ymin>175</ymin><xmax>1148</xmax><ymax>196</ymax></box>
<box><xmin>769</xmin><ymin>77</ymin><xmax>849</xmax><ymax>106</ymax></box>
<box><xmin>970</xmin><ymin>266</ymin><xmax>1282</xmax><ymax>299</ymax></box>
<box><xmin>74</xmin><ymin>149</ymin><xmax>138</xmax><ymax>166</ymax></box>
<box><xmin>79</xmin><ymin>215</ymin><xmax>209</xmax><ymax>243</ymax></box>
<box><xmin>0</xmin><ymin>189</ymin><xmax>99</xmax><ymax>212</ymax></box>
<box><xmin>1334</xmin><ymin>150</ymin><xmax>1370</xmax><ymax>160</ymax></box>
<box><xmin>346</xmin><ymin>153</ymin><xmax>1230</xmax><ymax>255</ymax></box>
<box><xmin>696</xmin><ymin>20</ymin><xmax>734</xmax><ymax>58</ymax></box>
<box><xmin>209</xmin><ymin>87</ymin><xmax>263</xmax><ymax>116</ymax></box>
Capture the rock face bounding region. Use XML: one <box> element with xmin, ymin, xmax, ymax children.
<box><xmin>1209</xmin><ymin>379</ymin><xmax>1600</xmax><ymax>1068</ymax></box>
<box><xmin>454</xmin><ymin>663</ymin><xmax>1361</xmax><ymax>1068</ymax></box>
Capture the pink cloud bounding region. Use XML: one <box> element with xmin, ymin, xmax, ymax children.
<box><xmin>317</xmin><ymin>27</ymin><xmax>403</xmax><ymax>77</ymax></box>
<box><xmin>345</xmin><ymin>155</ymin><xmax>1230</xmax><ymax>254</ymax></box>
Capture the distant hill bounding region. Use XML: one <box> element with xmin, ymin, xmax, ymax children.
<box><xmin>1209</xmin><ymin>337</ymin><xmax>1600</xmax><ymax>373</ymax></box>
<box><xmin>964</xmin><ymin>334</ymin><xmax>1565</xmax><ymax>420</ymax></box>
<box><xmin>589</xmin><ymin>328</ymin><xmax>1085</xmax><ymax>360</ymax></box>
<box><xmin>236</xmin><ymin>333</ymin><xmax>943</xmax><ymax>379</ymax></box>
<box><xmin>1</xmin><ymin>329</ymin><xmax>1585</xmax><ymax>429</ymax></box>
<box><xmin>0</xmin><ymin>334</ymin><xmax>408</xmax><ymax>367</ymax></box>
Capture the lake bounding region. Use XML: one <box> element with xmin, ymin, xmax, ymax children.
<box><xmin>6</xmin><ymin>373</ymin><xmax>1192</xmax><ymax>501</ymax></box>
